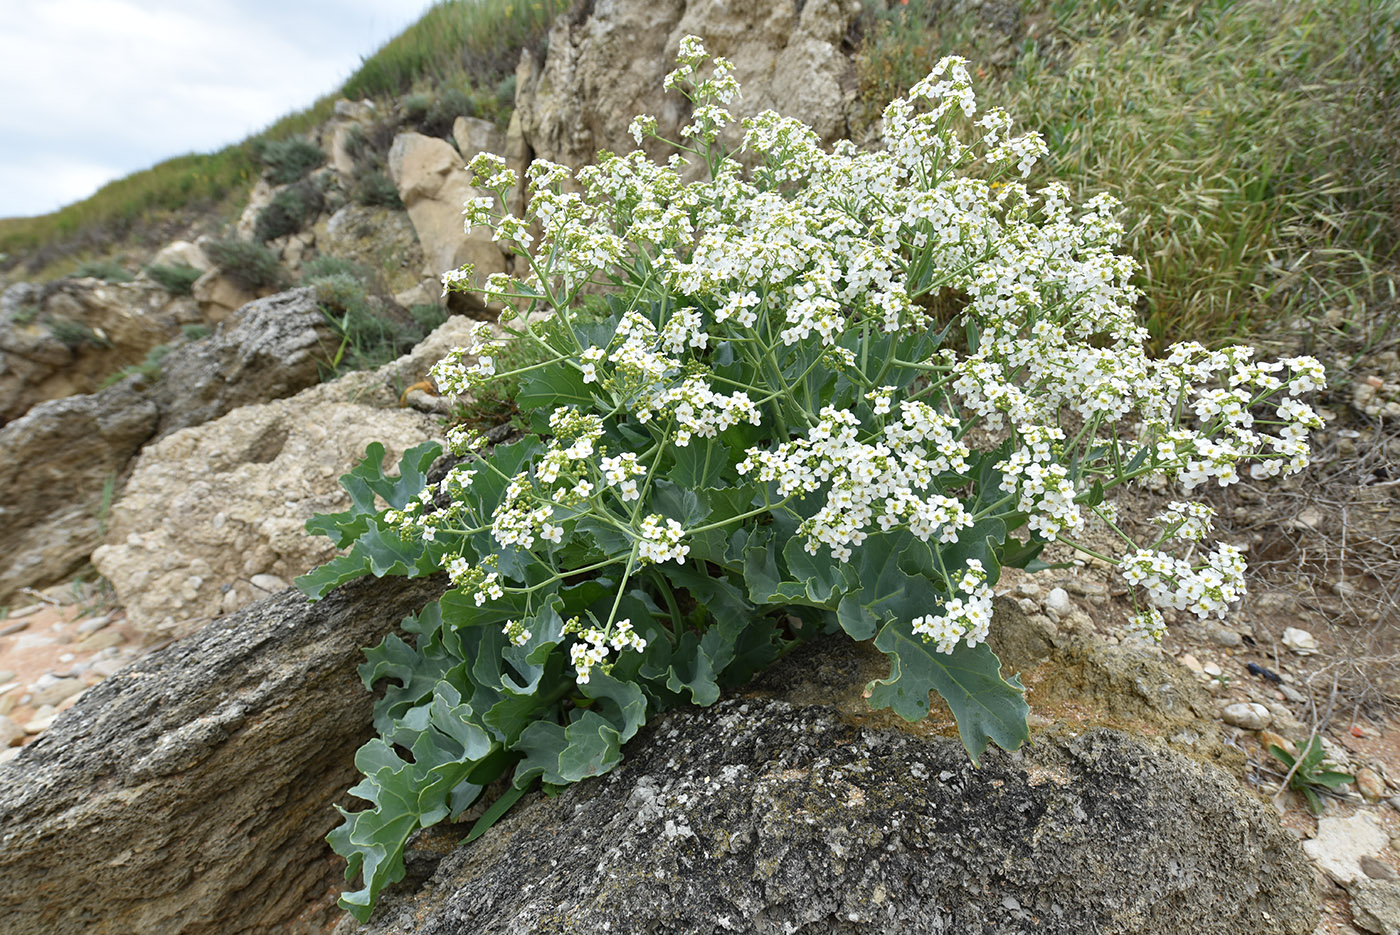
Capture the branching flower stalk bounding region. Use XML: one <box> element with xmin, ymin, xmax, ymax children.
<box><xmin>301</xmin><ymin>37</ymin><xmax>1324</xmax><ymax>920</ymax></box>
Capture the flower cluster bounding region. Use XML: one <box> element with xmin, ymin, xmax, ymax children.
<box><xmin>566</xmin><ymin>617</ymin><xmax>647</xmax><ymax>684</ymax></box>
<box><xmin>912</xmin><ymin>559</ymin><xmax>993</xmax><ymax>654</ymax></box>
<box><xmin>1119</xmin><ymin>544</ymin><xmax>1248</xmax><ymax>620</ymax></box>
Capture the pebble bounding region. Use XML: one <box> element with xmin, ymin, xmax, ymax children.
<box><xmin>1362</xmin><ymin>855</ymin><xmax>1398</xmax><ymax>881</ymax></box>
<box><xmin>250</xmin><ymin>573</ymin><xmax>290</xmax><ymax>593</ymax></box>
<box><xmin>1013</xmin><ymin>580</ymin><xmax>1042</xmax><ymax>599</ymax></box>
<box><xmin>1357</xmin><ymin>768</ymin><xmax>1387</xmax><ymax>803</ymax></box>
<box><xmin>1179</xmin><ymin>654</ymin><xmax>1205</xmax><ymax>674</ymax></box>
<box><xmin>1222</xmin><ymin>702</ymin><xmax>1272</xmax><ymax>731</ymax></box>
<box><xmin>90</xmin><ymin>658</ymin><xmax>128</xmax><ymax>678</ymax></box>
<box><xmin>1202</xmin><ymin>661</ymin><xmax>1223</xmax><ymax>678</ymax></box>
<box><xmin>14</xmin><ymin>634</ymin><xmax>55</xmax><ymax>650</ymax></box>
<box><xmin>1205</xmin><ymin>624</ymin><xmax>1244</xmax><ymax>648</ymax></box>
<box><xmin>29</xmin><ymin>677</ymin><xmax>83</xmax><ymax>708</ymax></box>
<box><xmin>0</xmin><ymin>747</ymin><xmax>19</xmax><ymax>765</ymax></box>
<box><xmin>1282</xmin><ymin>627</ymin><xmax>1319</xmax><ymax>655</ymax></box>
<box><xmin>78</xmin><ymin>629</ymin><xmax>126</xmax><ymax>652</ymax></box>
<box><xmin>1259</xmin><ymin>730</ymin><xmax>1295</xmax><ymax>757</ymax></box>
<box><xmin>1278</xmin><ymin>683</ymin><xmax>1307</xmax><ymax>704</ymax></box>
<box><xmin>0</xmin><ymin>680</ymin><xmax>18</xmax><ymax>696</ymax></box>
<box><xmin>0</xmin><ymin>669</ymin><xmax>14</xmax><ymax>684</ymax></box>
<box><xmin>0</xmin><ymin>714</ymin><xmax>23</xmax><ymax>747</ymax></box>
<box><xmin>1044</xmin><ymin>587</ymin><xmax>1073</xmax><ymax>616</ymax></box>
<box><xmin>6</xmin><ymin>604</ymin><xmax>42</xmax><ymax>619</ymax></box>
<box><xmin>75</xmin><ymin>615</ymin><xmax>112</xmax><ymax>635</ymax></box>
<box><xmin>23</xmin><ymin>706</ymin><xmax>59</xmax><ymax>734</ymax></box>
<box><xmin>1017</xmin><ymin>598</ymin><xmax>1038</xmax><ymax>615</ymax></box>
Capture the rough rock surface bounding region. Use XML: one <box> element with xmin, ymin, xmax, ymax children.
<box><xmin>387</xmin><ymin>131</ymin><xmax>507</xmax><ymax>306</ymax></box>
<box><xmin>0</xmin><ymin>386</ymin><xmax>157</xmax><ymax>601</ymax></box>
<box><xmin>348</xmin><ymin>697</ymin><xmax>1314</xmax><ymax>935</ymax></box>
<box><xmin>514</xmin><ymin>0</ymin><xmax>862</xmax><ymax>173</ymax></box>
<box><xmin>313</xmin><ymin>204</ymin><xmax>426</xmax><ymax>296</ymax></box>
<box><xmin>0</xmin><ymin>573</ymin><xmax>448</xmax><ymax>935</ymax></box>
<box><xmin>0</xmin><ymin>289</ymin><xmax>337</xmax><ymax>602</ymax></box>
<box><xmin>144</xmin><ymin>287</ymin><xmax>336</xmax><ymax>437</ymax></box>
<box><xmin>148</xmin><ymin>239</ymin><xmax>212</xmax><ymax>272</ymax></box>
<box><xmin>91</xmin><ymin>391</ymin><xmax>440</xmax><ymax>638</ymax></box>
<box><xmin>0</xmin><ymin>278</ymin><xmax>199</xmax><ymax>422</ymax></box>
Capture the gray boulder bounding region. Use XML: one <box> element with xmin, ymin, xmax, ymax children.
<box><xmin>0</xmin><ymin>573</ymin><xmax>447</xmax><ymax>935</ymax></box>
<box><xmin>346</xmin><ymin>635</ymin><xmax>1313</xmax><ymax>935</ymax></box>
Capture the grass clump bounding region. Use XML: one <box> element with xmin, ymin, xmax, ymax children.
<box><xmin>351</xmin><ymin>169</ymin><xmax>403</xmax><ymax>208</ymax></box>
<box><xmin>181</xmin><ymin>323</ymin><xmax>211</xmax><ymax>340</ymax></box>
<box><xmin>72</xmin><ymin>259</ymin><xmax>132</xmax><ymax>282</ymax></box>
<box><xmin>145</xmin><ymin>262</ymin><xmax>203</xmax><ymax>295</ymax></box>
<box><xmin>205</xmin><ymin>238</ymin><xmax>284</xmax><ymax>292</ymax></box>
<box><xmin>46</xmin><ymin>318</ymin><xmax>110</xmax><ymax>350</ymax></box>
<box><xmin>303</xmin><ymin>260</ymin><xmax>430</xmax><ymax>374</ymax></box>
<box><xmin>257</xmin><ymin>138</ymin><xmax>326</xmax><ymax>185</ymax></box>
<box><xmin>254</xmin><ymin>180</ymin><xmax>325</xmax><ymax>242</ymax></box>
<box><xmin>856</xmin><ymin>0</ymin><xmax>1400</xmax><ymax>347</ymax></box>
<box><xmin>100</xmin><ymin>343</ymin><xmax>172</xmax><ymax>388</ymax></box>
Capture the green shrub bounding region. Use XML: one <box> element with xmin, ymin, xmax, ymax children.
<box><xmin>301</xmin><ymin>255</ymin><xmax>369</xmax><ymax>283</ymax></box>
<box><xmin>408</xmin><ymin>302</ymin><xmax>447</xmax><ymax>332</ymax></box>
<box><xmin>72</xmin><ymin>259</ymin><xmax>132</xmax><ymax>282</ymax></box>
<box><xmin>311</xmin><ymin>269</ymin><xmax>426</xmax><ymax>374</ymax></box>
<box><xmin>254</xmin><ymin>181</ymin><xmax>324</xmax><ymax>243</ymax></box>
<box><xmin>259</xmin><ymin>138</ymin><xmax>326</xmax><ymax>185</ymax></box>
<box><xmin>181</xmin><ymin>323</ymin><xmax>211</xmax><ymax>340</ymax></box>
<box><xmin>400</xmin><ymin>92</ymin><xmax>433</xmax><ymax>126</ymax></box>
<box><xmin>351</xmin><ymin>170</ymin><xmax>403</xmax><ymax>208</ymax></box>
<box><xmin>45</xmin><ymin>317</ymin><xmax>109</xmax><ymax>350</ymax></box>
<box><xmin>11</xmin><ymin>303</ymin><xmax>40</xmax><ymax>325</ymax></box>
<box><xmin>205</xmin><ymin>238</ymin><xmax>284</xmax><ymax>291</ymax></box>
<box><xmin>145</xmin><ymin>262</ymin><xmax>203</xmax><ymax>295</ymax></box>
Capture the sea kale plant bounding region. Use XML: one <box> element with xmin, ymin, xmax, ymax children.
<box><xmin>300</xmin><ymin>38</ymin><xmax>1325</xmax><ymax>919</ymax></box>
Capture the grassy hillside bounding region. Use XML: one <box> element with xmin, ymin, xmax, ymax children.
<box><xmin>0</xmin><ymin>0</ymin><xmax>568</xmax><ymax>276</ymax></box>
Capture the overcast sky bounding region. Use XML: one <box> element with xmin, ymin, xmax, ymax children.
<box><xmin>0</xmin><ymin>0</ymin><xmax>440</xmax><ymax>218</ymax></box>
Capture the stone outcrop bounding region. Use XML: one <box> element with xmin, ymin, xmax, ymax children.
<box><xmin>0</xmin><ymin>386</ymin><xmax>158</xmax><ymax>601</ymax></box>
<box><xmin>387</xmin><ymin>131</ymin><xmax>508</xmax><ymax>309</ymax></box>
<box><xmin>514</xmin><ymin>0</ymin><xmax>862</xmax><ymax>174</ymax></box>
<box><xmin>313</xmin><ymin>204</ymin><xmax>425</xmax><ymax>296</ymax></box>
<box><xmin>148</xmin><ymin>239</ymin><xmax>213</xmax><ymax>272</ymax></box>
<box><xmin>90</xmin><ymin>394</ymin><xmax>440</xmax><ymax>638</ymax></box>
<box><xmin>0</xmin><ymin>289</ymin><xmax>336</xmax><ymax>602</ymax></box>
<box><xmin>86</xmin><ymin>310</ymin><xmax>483</xmax><ymax>637</ymax></box>
<box><xmin>347</xmin><ymin>689</ymin><xmax>1313</xmax><ymax>934</ymax></box>
<box><xmin>0</xmin><ymin>278</ymin><xmax>200</xmax><ymax>423</ymax></box>
<box><xmin>0</xmin><ymin>573</ymin><xmax>448</xmax><ymax>935</ymax></box>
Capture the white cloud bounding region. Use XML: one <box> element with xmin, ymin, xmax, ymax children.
<box><xmin>0</xmin><ymin>0</ymin><xmax>437</xmax><ymax>218</ymax></box>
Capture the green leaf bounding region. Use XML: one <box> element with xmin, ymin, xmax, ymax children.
<box><xmin>518</xmin><ymin>362</ymin><xmax>595</xmax><ymax>412</ymax></box>
<box><xmin>669</xmin><ymin>436</ymin><xmax>729</xmax><ymax>490</ymax></box>
<box><xmin>295</xmin><ymin>548</ymin><xmax>372</xmax><ymax>600</ymax></box>
<box><xmin>865</xmin><ymin>620</ymin><xmax>1030</xmax><ymax>765</ymax></box>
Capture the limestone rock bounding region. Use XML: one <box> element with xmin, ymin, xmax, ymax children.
<box><xmin>1305</xmin><ymin>812</ymin><xmax>1391</xmax><ymax>885</ymax></box>
<box><xmin>146</xmin><ymin>287</ymin><xmax>336</xmax><ymax>437</ymax></box>
<box><xmin>148</xmin><ymin>240</ymin><xmax>212</xmax><ymax>272</ymax></box>
<box><xmin>514</xmin><ymin>0</ymin><xmax>861</xmax><ymax>174</ymax></box>
<box><xmin>452</xmin><ymin>116</ymin><xmax>506</xmax><ymax>162</ymax></box>
<box><xmin>0</xmin><ymin>289</ymin><xmax>336</xmax><ymax>602</ymax></box>
<box><xmin>387</xmin><ymin>132</ymin><xmax>508</xmax><ymax>307</ymax></box>
<box><xmin>0</xmin><ymin>277</ymin><xmax>197</xmax><ymax>423</ymax></box>
<box><xmin>0</xmin><ymin>385</ymin><xmax>158</xmax><ymax>602</ymax></box>
<box><xmin>351</xmin><ymin>702</ymin><xmax>1315</xmax><ymax>935</ymax></box>
<box><xmin>235</xmin><ymin>178</ymin><xmax>278</xmax><ymax>240</ymax></box>
<box><xmin>190</xmin><ymin>267</ymin><xmax>258</xmax><ymax>322</ymax></box>
<box><xmin>0</xmin><ymin>574</ymin><xmax>447</xmax><ymax>935</ymax></box>
<box><xmin>91</xmin><ymin>393</ymin><xmax>440</xmax><ymax>638</ymax></box>
<box><xmin>314</xmin><ymin>204</ymin><xmax>425</xmax><ymax>295</ymax></box>
<box><xmin>1351</xmin><ymin>879</ymin><xmax>1400</xmax><ymax>935</ymax></box>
